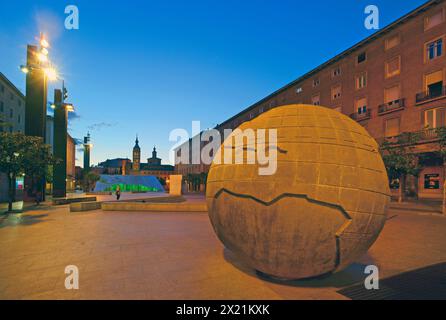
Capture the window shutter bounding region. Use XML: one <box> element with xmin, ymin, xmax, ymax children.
<box><xmin>385</xmin><ymin>86</ymin><xmax>400</xmax><ymax>102</ymax></box>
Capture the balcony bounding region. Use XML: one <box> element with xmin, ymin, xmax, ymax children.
<box><xmin>350</xmin><ymin>109</ymin><xmax>371</xmax><ymax>121</ymax></box>
<box><xmin>378</xmin><ymin>98</ymin><xmax>405</xmax><ymax>115</ymax></box>
<box><xmin>382</xmin><ymin>128</ymin><xmax>441</xmax><ymax>146</ymax></box>
<box><xmin>416</xmin><ymin>86</ymin><xmax>446</xmax><ymax>104</ymax></box>
<box><xmin>420</xmin><ymin>127</ymin><xmax>440</xmax><ymax>141</ymax></box>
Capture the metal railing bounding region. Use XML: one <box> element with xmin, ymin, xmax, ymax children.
<box><xmin>382</xmin><ymin>127</ymin><xmax>441</xmax><ymax>145</ymax></box>
<box><xmin>378</xmin><ymin>98</ymin><xmax>405</xmax><ymax>114</ymax></box>
<box><xmin>416</xmin><ymin>86</ymin><xmax>446</xmax><ymax>103</ymax></box>
<box><xmin>350</xmin><ymin>109</ymin><xmax>371</xmax><ymax>121</ymax></box>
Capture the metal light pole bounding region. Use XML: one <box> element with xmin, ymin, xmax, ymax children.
<box><xmin>21</xmin><ymin>34</ymin><xmax>58</xmax><ymax>201</ymax></box>
<box><xmin>83</xmin><ymin>133</ymin><xmax>92</xmax><ymax>173</ymax></box>
<box><xmin>52</xmin><ymin>86</ymin><xmax>75</xmax><ymax>198</ymax></box>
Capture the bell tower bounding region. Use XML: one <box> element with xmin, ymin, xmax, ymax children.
<box><xmin>132</xmin><ymin>135</ymin><xmax>141</xmax><ymax>171</ymax></box>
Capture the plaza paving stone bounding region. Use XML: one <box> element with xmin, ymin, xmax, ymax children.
<box><xmin>0</xmin><ymin>203</ymin><xmax>445</xmax><ymax>300</ymax></box>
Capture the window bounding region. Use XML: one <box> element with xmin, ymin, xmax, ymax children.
<box><xmin>385</xmin><ymin>85</ymin><xmax>401</xmax><ymax>103</ymax></box>
<box><xmin>386</xmin><ymin>56</ymin><xmax>401</xmax><ymax>78</ymax></box>
<box><xmin>332</xmin><ymin>85</ymin><xmax>342</xmax><ymax>100</ymax></box>
<box><xmin>9</xmin><ymin>126</ymin><xmax>12</xmax><ymax>133</ymax></box>
<box><xmin>311</xmin><ymin>94</ymin><xmax>320</xmax><ymax>106</ymax></box>
<box><xmin>357</xmin><ymin>52</ymin><xmax>367</xmax><ymax>64</ymax></box>
<box><xmin>355</xmin><ymin>97</ymin><xmax>367</xmax><ymax>115</ymax></box>
<box><xmin>425</xmin><ymin>107</ymin><xmax>446</xmax><ymax>129</ymax></box>
<box><xmin>0</xmin><ymin>84</ymin><xmax>4</xmax><ymax>93</ymax></box>
<box><xmin>385</xmin><ymin>118</ymin><xmax>400</xmax><ymax>137</ymax></box>
<box><xmin>332</xmin><ymin>67</ymin><xmax>341</xmax><ymax>78</ymax></box>
<box><xmin>18</xmin><ymin>100</ymin><xmax>21</xmax><ymax>106</ymax></box>
<box><xmin>426</xmin><ymin>38</ymin><xmax>443</xmax><ymax>61</ymax></box>
<box><xmin>313</xmin><ymin>78</ymin><xmax>320</xmax><ymax>87</ymax></box>
<box><xmin>425</xmin><ymin>10</ymin><xmax>444</xmax><ymax>30</ymax></box>
<box><xmin>0</xmin><ymin>101</ymin><xmax>3</xmax><ymax>112</ymax></box>
<box><xmin>385</xmin><ymin>35</ymin><xmax>400</xmax><ymax>50</ymax></box>
<box><xmin>424</xmin><ymin>70</ymin><xmax>444</xmax><ymax>96</ymax></box>
<box><xmin>10</xmin><ymin>93</ymin><xmax>13</xmax><ymax>100</ymax></box>
<box><xmin>9</xmin><ymin>108</ymin><xmax>13</xmax><ymax>118</ymax></box>
<box><xmin>296</xmin><ymin>87</ymin><xmax>303</xmax><ymax>94</ymax></box>
<box><xmin>18</xmin><ymin>115</ymin><xmax>21</xmax><ymax>123</ymax></box>
<box><xmin>356</xmin><ymin>73</ymin><xmax>367</xmax><ymax>89</ymax></box>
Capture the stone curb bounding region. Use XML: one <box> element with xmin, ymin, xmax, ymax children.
<box><xmin>101</xmin><ymin>201</ymin><xmax>208</xmax><ymax>212</ymax></box>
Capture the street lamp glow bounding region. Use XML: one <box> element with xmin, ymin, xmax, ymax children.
<box><xmin>20</xmin><ymin>65</ymin><xmax>29</xmax><ymax>74</ymax></box>
<box><xmin>50</xmin><ymin>104</ymin><xmax>56</xmax><ymax>109</ymax></box>
<box><xmin>44</xmin><ymin>67</ymin><xmax>58</xmax><ymax>81</ymax></box>
<box><xmin>40</xmin><ymin>38</ymin><xmax>49</xmax><ymax>48</ymax></box>
<box><xmin>66</xmin><ymin>104</ymin><xmax>75</xmax><ymax>112</ymax></box>
<box><xmin>37</xmin><ymin>52</ymin><xmax>48</xmax><ymax>63</ymax></box>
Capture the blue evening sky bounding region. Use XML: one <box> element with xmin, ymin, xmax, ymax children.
<box><xmin>0</xmin><ymin>0</ymin><xmax>427</xmax><ymax>166</ymax></box>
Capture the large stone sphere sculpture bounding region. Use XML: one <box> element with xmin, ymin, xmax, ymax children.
<box><xmin>206</xmin><ymin>104</ymin><xmax>390</xmax><ymax>280</ymax></box>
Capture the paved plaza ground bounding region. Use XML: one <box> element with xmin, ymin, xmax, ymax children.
<box><xmin>0</xmin><ymin>197</ymin><xmax>445</xmax><ymax>300</ymax></box>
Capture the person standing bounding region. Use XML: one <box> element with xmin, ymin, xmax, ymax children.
<box><xmin>116</xmin><ymin>185</ymin><xmax>121</xmax><ymax>201</ymax></box>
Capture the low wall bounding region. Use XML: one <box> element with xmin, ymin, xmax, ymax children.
<box><xmin>86</xmin><ymin>192</ymin><xmax>112</xmax><ymax>196</ymax></box>
<box><xmin>53</xmin><ymin>196</ymin><xmax>97</xmax><ymax>206</ymax></box>
<box><xmin>70</xmin><ymin>201</ymin><xmax>102</xmax><ymax>212</ymax></box>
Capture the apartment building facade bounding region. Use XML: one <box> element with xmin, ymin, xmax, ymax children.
<box><xmin>0</xmin><ymin>72</ymin><xmax>26</xmax><ymax>202</ymax></box>
<box><xmin>175</xmin><ymin>0</ymin><xmax>446</xmax><ymax>198</ymax></box>
<box><xmin>0</xmin><ymin>72</ymin><xmax>25</xmax><ymax>133</ymax></box>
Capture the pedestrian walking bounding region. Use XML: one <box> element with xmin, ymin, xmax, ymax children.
<box><xmin>116</xmin><ymin>185</ymin><xmax>121</xmax><ymax>201</ymax></box>
<box><xmin>35</xmin><ymin>190</ymin><xmax>42</xmax><ymax>205</ymax></box>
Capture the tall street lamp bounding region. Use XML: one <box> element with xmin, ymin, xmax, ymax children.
<box><xmin>83</xmin><ymin>132</ymin><xmax>92</xmax><ymax>173</ymax></box>
<box><xmin>52</xmin><ymin>85</ymin><xmax>75</xmax><ymax>198</ymax></box>
<box><xmin>20</xmin><ymin>33</ymin><xmax>59</xmax><ymax>201</ymax></box>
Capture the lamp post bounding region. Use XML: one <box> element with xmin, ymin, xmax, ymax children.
<box><xmin>20</xmin><ymin>33</ymin><xmax>58</xmax><ymax>201</ymax></box>
<box><xmin>21</xmin><ymin>34</ymin><xmax>58</xmax><ymax>139</ymax></box>
<box><xmin>52</xmin><ymin>86</ymin><xmax>75</xmax><ymax>198</ymax></box>
<box><xmin>83</xmin><ymin>132</ymin><xmax>92</xmax><ymax>173</ymax></box>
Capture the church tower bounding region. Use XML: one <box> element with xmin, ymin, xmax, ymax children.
<box><xmin>148</xmin><ymin>145</ymin><xmax>162</xmax><ymax>165</ymax></box>
<box><xmin>152</xmin><ymin>146</ymin><xmax>157</xmax><ymax>159</ymax></box>
<box><xmin>132</xmin><ymin>135</ymin><xmax>141</xmax><ymax>171</ymax></box>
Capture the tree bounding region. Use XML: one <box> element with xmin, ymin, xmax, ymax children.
<box><xmin>0</xmin><ymin>132</ymin><xmax>55</xmax><ymax>212</ymax></box>
<box><xmin>83</xmin><ymin>171</ymin><xmax>100</xmax><ymax>192</ymax></box>
<box><xmin>380</xmin><ymin>132</ymin><xmax>422</xmax><ymax>203</ymax></box>
<box><xmin>433</xmin><ymin>127</ymin><xmax>446</xmax><ymax>213</ymax></box>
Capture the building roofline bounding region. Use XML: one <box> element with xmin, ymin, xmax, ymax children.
<box><xmin>0</xmin><ymin>72</ymin><xmax>25</xmax><ymax>99</ymax></box>
<box><xmin>217</xmin><ymin>0</ymin><xmax>443</xmax><ymax>129</ymax></box>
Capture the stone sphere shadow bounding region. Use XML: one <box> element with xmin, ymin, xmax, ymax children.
<box><xmin>223</xmin><ymin>247</ymin><xmax>374</xmax><ymax>288</ymax></box>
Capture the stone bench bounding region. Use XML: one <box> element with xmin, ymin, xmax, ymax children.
<box><xmin>70</xmin><ymin>201</ymin><xmax>102</xmax><ymax>212</ymax></box>
<box><xmin>86</xmin><ymin>192</ymin><xmax>112</xmax><ymax>196</ymax></box>
<box><xmin>53</xmin><ymin>196</ymin><xmax>97</xmax><ymax>206</ymax></box>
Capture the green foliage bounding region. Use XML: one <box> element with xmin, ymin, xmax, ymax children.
<box><xmin>0</xmin><ymin>132</ymin><xmax>56</xmax><ymax>210</ymax></box>
<box><xmin>83</xmin><ymin>171</ymin><xmax>100</xmax><ymax>191</ymax></box>
<box><xmin>380</xmin><ymin>133</ymin><xmax>423</xmax><ymax>179</ymax></box>
<box><xmin>435</xmin><ymin>127</ymin><xmax>446</xmax><ymax>160</ymax></box>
